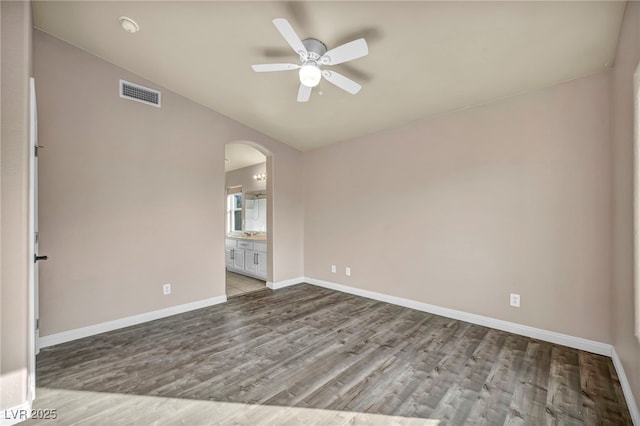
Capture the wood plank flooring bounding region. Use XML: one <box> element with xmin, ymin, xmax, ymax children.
<box><xmin>33</xmin><ymin>284</ymin><xmax>632</xmax><ymax>425</ymax></box>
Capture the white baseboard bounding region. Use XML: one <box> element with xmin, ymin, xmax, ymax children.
<box><xmin>39</xmin><ymin>295</ymin><xmax>227</xmax><ymax>348</ymax></box>
<box><xmin>267</xmin><ymin>276</ymin><xmax>304</xmax><ymax>290</ymax></box>
<box><xmin>304</xmin><ymin>277</ymin><xmax>612</xmax><ymax>356</ymax></box>
<box><xmin>612</xmin><ymin>348</ymin><xmax>640</xmax><ymax>425</ymax></box>
<box><xmin>1</xmin><ymin>400</ymin><xmax>32</xmax><ymax>426</ymax></box>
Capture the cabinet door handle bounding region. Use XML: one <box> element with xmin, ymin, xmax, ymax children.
<box><xmin>254</xmin><ymin>253</ymin><xmax>258</xmax><ymax>264</ymax></box>
<box><xmin>231</xmin><ymin>249</ymin><xmax>234</xmax><ymax>260</ymax></box>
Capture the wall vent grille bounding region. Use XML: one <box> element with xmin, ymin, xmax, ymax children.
<box><xmin>119</xmin><ymin>80</ymin><xmax>161</xmax><ymax>107</ymax></box>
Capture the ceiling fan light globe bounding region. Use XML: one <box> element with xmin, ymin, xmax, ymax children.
<box><xmin>299</xmin><ymin>64</ymin><xmax>321</xmax><ymax>88</ymax></box>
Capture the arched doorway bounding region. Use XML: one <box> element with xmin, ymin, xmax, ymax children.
<box><xmin>224</xmin><ymin>141</ymin><xmax>273</xmax><ymax>297</ymax></box>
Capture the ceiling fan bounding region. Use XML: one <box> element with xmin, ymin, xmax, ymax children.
<box><xmin>251</xmin><ymin>18</ymin><xmax>369</xmax><ymax>102</ymax></box>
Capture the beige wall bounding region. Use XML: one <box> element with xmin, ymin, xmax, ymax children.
<box><xmin>226</xmin><ymin>162</ymin><xmax>267</xmax><ymax>194</ymax></box>
<box><xmin>611</xmin><ymin>1</ymin><xmax>640</xmax><ymax>409</ymax></box>
<box><xmin>304</xmin><ymin>72</ymin><xmax>612</xmax><ymax>343</ymax></box>
<box><xmin>264</xmin><ymin>146</ymin><xmax>304</xmax><ymax>282</ymax></box>
<box><xmin>34</xmin><ymin>30</ymin><xmax>303</xmax><ymax>336</ymax></box>
<box><xmin>1</xmin><ymin>0</ymin><xmax>33</xmax><ymax>410</ymax></box>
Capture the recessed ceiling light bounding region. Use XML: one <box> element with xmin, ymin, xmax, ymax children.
<box><xmin>119</xmin><ymin>16</ymin><xmax>139</xmax><ymax>33</ymax></box>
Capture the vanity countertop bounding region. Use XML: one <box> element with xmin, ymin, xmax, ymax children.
<box><xmin>226</xmin><ymin>233</ymin><xmax>267</xmax><ymax>241</ymax></box>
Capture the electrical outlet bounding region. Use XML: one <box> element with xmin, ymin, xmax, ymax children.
<box><xmin>510</xmin><ymin>293</ymin><xmax>520</xmax><ymax>307</ymax></box>
<box><xmin>163</xmin><ymin>283</ymin><xmax>171</xmax><ymax>296</ymax></box>
<box><xmin>331</xmin><ymin>264</ymin><xmax>336</xmax><ymax>273</ymax></box>
<box><xmin>346</xmin><ymin>267</ymin><xmax>351</xmax><ymax>276</ymax></box>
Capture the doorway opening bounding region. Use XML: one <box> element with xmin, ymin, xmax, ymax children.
<box><xmin>224</xmin><ymin>142</ymin><xmax>272</xmax><ymax>298</ymax></box>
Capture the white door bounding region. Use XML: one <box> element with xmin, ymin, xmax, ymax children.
<box><xmin>28</xmin><ymin>77</ymin><xmax>44</xmax><ymax>401</ymax></box>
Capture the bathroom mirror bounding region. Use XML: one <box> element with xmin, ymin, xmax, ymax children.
<box><xmin>244</xmin><ymin>191</ymin><xmax>267</xmax><ymax>233</ymax></box>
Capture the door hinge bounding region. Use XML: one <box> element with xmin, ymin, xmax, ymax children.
<box><xmin>35</xmin><ymin>145</ymin><xmax>44</xmax><ymax>156</ymax></box>
<box><xmin>36</xmin><ymin>319</ymin><xmax>39</xmax><ymax>330</ymax></box>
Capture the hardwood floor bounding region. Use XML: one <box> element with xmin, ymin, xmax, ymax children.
<box><xmin>226</xmin><ymin>270</ymin><xmax>267</xmax><ymax>298</ymax></box>
<box><xmin>32</xmin><ymin>284</ymin><xmax>632</xmax><ymax>425</ymax></box>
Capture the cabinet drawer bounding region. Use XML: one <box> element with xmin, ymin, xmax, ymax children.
<box><xmin>225</xmin><ymin>238</ymin><xmax>237</xmax><ymax>248</ymax></box>
<box><xmin>253</xmin><ymin>242</ymin><xmax>267</xmax><ymax>253</ymax></box>
<box><xmin>237</xmin><ymin>240</ymin><xmax>253</xmax><ymax>249</ymax></box>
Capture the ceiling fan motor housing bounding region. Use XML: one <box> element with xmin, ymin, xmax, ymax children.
<box><xmin>302</xmin><ymin>38</ymin><xmax>327</xmax><ymax>62</ymax></box>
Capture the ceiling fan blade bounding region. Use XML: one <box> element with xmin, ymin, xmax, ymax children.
<box><xmin>322</xmin><ymin>70</ymin><xmax>362</xmax><ymax>95</ymax></box>
<box><xmin>251</xmin><ymin>63</ymin><xmax>300</xmax><ymax>72</ymax></box>
<box><xmin>272</xmin><ymin>18</ymin><xmax>308</xmax><ymax>60</ymax></box>
<box><xmin>297</xmin><ymin>84</ymin><xmax>311</xmax><ymax>102</ymax></box>
<box><xmin>320</xmin><ymin>38</ymin><xmax>368</xmax><ymax>66</ymax></box>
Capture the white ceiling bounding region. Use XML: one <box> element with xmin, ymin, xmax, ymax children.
<box><xmin>33</xmin><ymin>1</ymin><xmax>625</xmax><ymax>151</ymax></box>
<box><xmin>225</xmin><ymin>143</ymin><xmax>266</xmax><ymax>172</ymax></box>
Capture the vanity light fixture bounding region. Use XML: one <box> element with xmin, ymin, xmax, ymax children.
<box><xmin>253</xmin><ymin>173</ymin><xmax>267</xmax><ymax>181</ymax></box>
